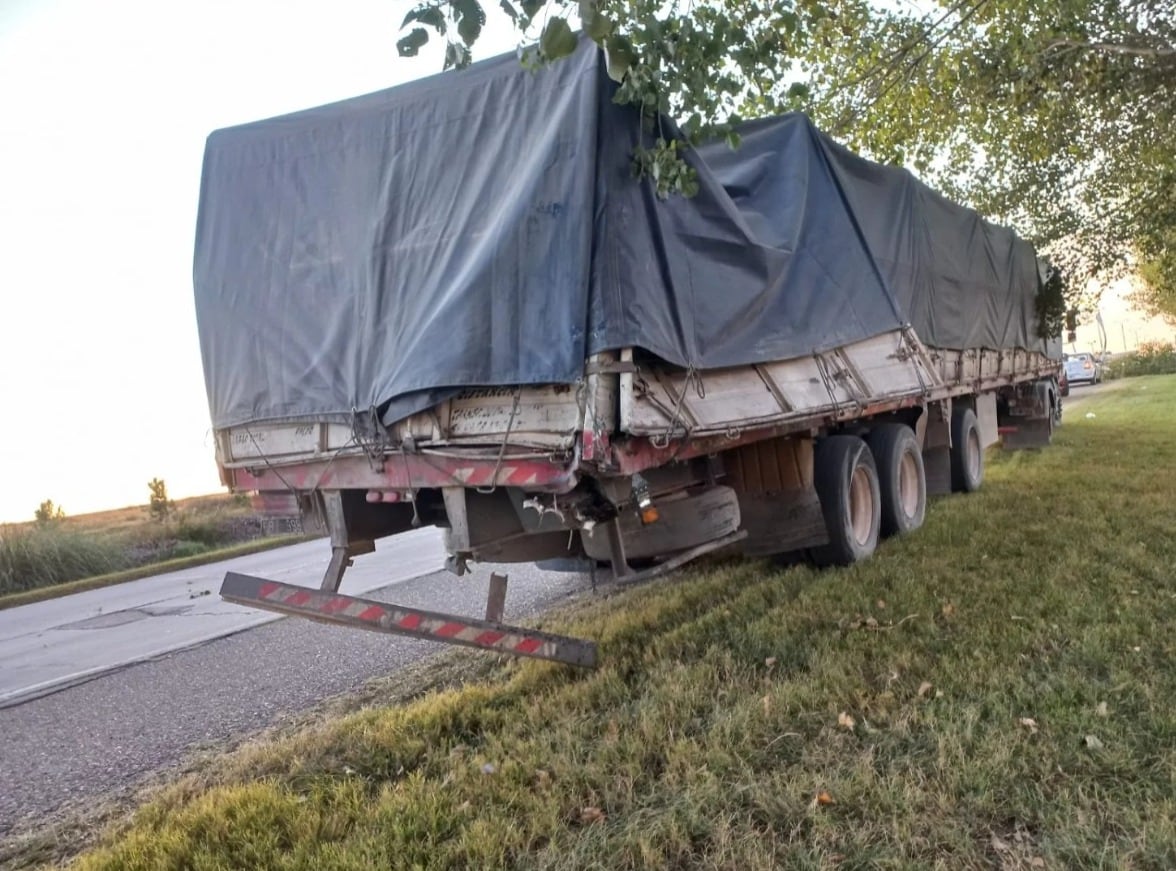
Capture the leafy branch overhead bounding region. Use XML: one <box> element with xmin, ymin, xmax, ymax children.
<box><xmin>397</xmin><ymin>0</ymin><xmax>1176</xmax><ymax>309</ymax></box>
<box><xmin>394</xmin><ymin>0</ymin><xmax>826</xmax><ymax>197</ymax></box>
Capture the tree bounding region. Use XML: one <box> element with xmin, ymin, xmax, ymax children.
<box><xmin>148</xmin><ymin>478</ymin><xmax>174</xmax><ymax>522</ymax></box>
<box><xmin>397</xmin><ymin>0</ymin><xmax>848</xmax><ymax>194</ymax></box>
<box><xmin>396</xmin><ymin>0</ymin><xmax>1175</xmax><ymax>304</ymax></box>
<box><xmin>34</xmin><ymin>499</ymin><xmax>65</xmax><ymax>524</ymax></box>
<box><xmin>794</xmin><ymin>1</ymin><xmax>1176</xmax><ymax>310</ymax></box>
<box><xmin>1133</xmin><ymin>228</ymin><xmax>1176</xmax><ymax>322</ymax></box>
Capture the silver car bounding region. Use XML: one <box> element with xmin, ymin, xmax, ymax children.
<box><xmin>1064</xmin><ymin>352</ymin><xmax>1102</xmax><ymax>385</ymax></box>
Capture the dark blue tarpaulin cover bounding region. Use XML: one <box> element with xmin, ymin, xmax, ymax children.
<box><xmin>194</xmin><ymin>38</ymin><xmax>1048</xmax><ymax>430</ymax></box>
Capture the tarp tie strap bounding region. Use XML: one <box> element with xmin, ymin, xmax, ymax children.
<box><xmin>399</xmin><ymin>444</ymin><xmax>421</xmax><ymax>527</ymax></box>
<box><xmin>902</xmin><ymin>327</ymin><xmax>931</xmax><ymax>399</ymax></box>
<box><xmin>477</xmin><ymin>389</ymin><xmax>522</xmax><ymax>494</ymax></box>
<box><xmin>814</xmin><ymin>352</ymin><xmax>842</xmax><ymax>416</ymax></box>
<box><xmin>653</xmin><ymin>364</ymin><xmax>699</xmax><ymax>449</ymax></box>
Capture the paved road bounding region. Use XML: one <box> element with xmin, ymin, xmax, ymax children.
<box><xmin>0</xmin><ymin>527</ymin><xmax>446</xmax><ymax>707</ymax></box>
<box><xmin>1061</xmin><ymin>378</ymin><xmax>1118</xmax><ymax>414</ymax></box>
<box><xmin>0</xmin><ymin>537</ymin><xmax>591</xmax><ymax>837</ymax></box>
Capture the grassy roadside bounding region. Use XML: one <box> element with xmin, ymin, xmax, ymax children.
<box><xmin>0</xmin><ymin>534</ymin><xmax>312</xmax><ymax>611</ymax></box>
<box><xmin>54</xmin><ymin>377</ymin><xmax>1176</xmax><ymax>869</ymax></box>
<box><xmin>1101</xmin><ymin>341</ymin><xmax>1176</xmax><ymax>380</ymax></box>
<box><xmin>1</xmin><ymin>493</ymin><xmax>309</xmax><ymax>608</ymax></box>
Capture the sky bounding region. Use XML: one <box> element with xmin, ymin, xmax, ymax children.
<box><xmin>0</xmin><ymin>0</ymin><xmax>516</xmax><ymax>523</ymax></box>
<box><xmin>1072</xmin><ymin>277</ymin><xmax>1176</xmax><ymax>357</ymax></box>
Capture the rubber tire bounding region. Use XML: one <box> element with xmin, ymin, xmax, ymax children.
<box><xmin>950</xmin><ymin>406</ymin><xmax>983</xmax><ymax>493</ymax></box>
<box><xmin>866</xmin><ymin>424</ymin><xmax>926</xmax><ymax>537</ymax></box>
<box><xmin>810</xmin><ymin>435</ymin><xmax>881</xmax><ymax>567</ymax></box>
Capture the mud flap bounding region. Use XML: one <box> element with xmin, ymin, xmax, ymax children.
<box><xmin>999</xmin><ymin>380</ymin><xmax>1055</xmax><ymax>449</ymax></box>
<box><xmin>736</xmin><ymin>489</ymin><xmax>828</xmax><ymax>556</ymax></box>
<box><xmin>580</xmin><ymin>486</ymin><xmax>741</xmax><ymax>562</ymax></box>
<box><xmin>999</xmin><ymin>418</ymin><xmax>1053</xmax><ymax>449</ymax></box>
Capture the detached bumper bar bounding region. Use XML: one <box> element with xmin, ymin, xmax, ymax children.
<box><xmin>221</xmin><ymin>573</ymin><xmax>597</xmax><ymax>668</ymax></box>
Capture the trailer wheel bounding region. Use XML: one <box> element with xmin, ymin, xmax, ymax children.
<box><xmin>811</xmin><ymin>435</ymin><xmax>881</xmax><ymax>567</ymax></box>
<box><xmin>867</xmin><ymin>424</ymin><xmax>926</xmax><ymax>537</ymax></box>
<box><xmin>950</xmin><ymin>406</ymin><xmax>983</xmax><ymax>492</ymax></box>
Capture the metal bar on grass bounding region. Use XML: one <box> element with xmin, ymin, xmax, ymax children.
<box><xmin>221</xmin><ymin>572</ymin><xmax>596</xmax><ymax>668</ymax></box>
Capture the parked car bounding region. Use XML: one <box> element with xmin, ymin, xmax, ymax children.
<box><xmin>1064</xmin><ymin>352</ymin><xmax>1102</xmax><ymax>385</ymax></box>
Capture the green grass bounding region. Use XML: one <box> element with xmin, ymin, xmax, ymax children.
<box><xmin>0</xmin><ymin>527</ymin><xmax>130</xmax><ymax>594</ymax></box>
<box><xmin>60</xmin><ymin>376</ymin><xmax>1176</xmax><ymax>870</ymax></box>
<box><xmin>0</xmin><ymin>493</ymin><xmax>304</xmax><ymax>604</ymax></box>
<box><xmin>0</xmin><ymin>534</ymin><xmax>311</xmax><ymax>612</ymax></box>
<box><xmin>1103</xmin><ymin>341</ymin><xmax>1176</xmax><ymax>380</ymax></box>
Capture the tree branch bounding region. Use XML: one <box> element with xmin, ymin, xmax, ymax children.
<box><xmin>1045</xmin><ymin>39</ymin><xmax>1176</xmax><ymax>60</ymax></box>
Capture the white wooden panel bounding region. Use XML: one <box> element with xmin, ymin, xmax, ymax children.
<box><xmin>666</xmin><ymin>368</ymin><xmax>778</xmax><ymax>428</ymax></box>
<box><xmin>622</xmin><ymin>329</ymin><xmax>942</xmax><ymax>436</ymax></box>
<box><xmin>445</xmin><ymin>386</ymin><xmax>582</xmax><ymax>438</ymax></box>
<box><xmin>223</xmin><ymin>422</ymin><xmax>353</xmax><ymax>462</ymax></box>
<box><xmin>931</xmin><ymin>347</ymin><xmax>1057</xmax><ymax>390</ymax></box>
<box><xmin>391</xmin><ymin>385</ymin><xmax>584</xmax><ymax>449</ymax></box>
<box><xmin>761</xmin><ymin>355</ymin><xmax>852</xmax><ymax>410</ymax></box>
<box><xmin>839</xmin><ymin>333</ymin><xmax>935</xmax><ymax>396</ymax></box>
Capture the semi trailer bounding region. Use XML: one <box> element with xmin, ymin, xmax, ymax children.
<box><xmin>195</xmin><ymin>39</ymin><xmax>1061</xmax><ymax>667</ymax></box>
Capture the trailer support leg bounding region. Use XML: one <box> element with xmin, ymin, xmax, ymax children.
<box><xmin>486</xmin><ymin>572</ymin><xmax>508</xmax><ymax>623</ymax></box>
<box><xmin>316</xmin><ymin>490</ymin><xmax>376</xmax><ymax>592</ymax></box>
<box><xmin>606</xmin><ymin>517</ymin><xmax>632</xmax><ymax>578</ymax></box>
<box><xmin>319</xmin><ymin>541</ymin><xmax>376</xmax><ymax>592</ymax></box>
<box><xmin>321</xmin><ymin>547</ymin><xmax>351</xmax><ymax>592</ymax></box>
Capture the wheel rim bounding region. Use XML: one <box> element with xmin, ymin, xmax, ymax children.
<box><xmin>966</xmin><ymin>428</ymin><xmax>981</xmax><ymax>481</ymax></box>
<box><xmin>849</xmin><ymin>465</ymin><xmax>874</xmax><ymax>546</ymax></box>
<box><xmin>899</xmin><ymin>450</ymin><xmax>919</xmax><ymax>518</ymax></box>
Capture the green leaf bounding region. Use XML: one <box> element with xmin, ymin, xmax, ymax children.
<box><xmin>787</xmin><ymin>82</ymin><xmax>810</xmax><ymax>100</ymax></box>
<box><xmin>604</xmin><ymin>34</ymin><xmax>637</xmax><ymax>82</ymax></box>
<box><xmin>585</xmin><ymin>12</ymin><xmax>614</xmax><ymax>40</ymax></box>
<box><xmin>539</xmin><ymin>16</ymin><xmax>578</xmax><ymax>60</ymax></box>
<box><xmin>397</xmin><ymin>28</ymin><xmax>430</xmax><ymax>57</ymax></box>
<box><xmin>579</xmin><ymin>0</ymin><xmax>613</xmax><ymax>40</ymax></box>
<box><xmin>457</xmin><ymin>14</ymin><xmax>481</xmax><ymax>46</ymax></box>
<box><xmin>401</xmin><ymin>5</ymin><xmax>446</xmax><ymax>33</ymax></box>
<box><xmin>521</xmin><ymin>0</ymin><xmax>545</xmax><ymax>21</ymax></box>
<box><xmin>453</xmin><ymin>0</ymin><xmax>485</xmax><ymax>46</ymax></box>
<box><xmin>499</xmin><ymin>0</ymin><xmax>519</xmax><ymax>21</ymax></box>
<box><xmin>444</xmin><ymin>40</ymin><xmax>472</xmax><ymax>69</ymax></box>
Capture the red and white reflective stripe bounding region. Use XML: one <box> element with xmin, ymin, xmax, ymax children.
<box><xmin>224</xmin><ymin>573</ymin><xmax>596</xmax><ymax>667</ymax></box>
<box><xmin>229</xmin><ymin>451</ymin><xmax>575</xmax><ymax>496</ymax></box>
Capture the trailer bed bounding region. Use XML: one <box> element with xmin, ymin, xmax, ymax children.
<box><xmin>216</xmin><ymin>327</ymin><xmax>1057</xmax><ymax>488</ymax></box>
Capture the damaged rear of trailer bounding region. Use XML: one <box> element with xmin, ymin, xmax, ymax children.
<box><xmin>197</xmin><ymin>39</ymin><xmax>1061</xmax><ymax>667</ymax></box>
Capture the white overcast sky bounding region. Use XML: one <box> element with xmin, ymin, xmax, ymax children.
<box><xmin>0</xmin><ymin>0</ymin><xmax>516</xmax><ymax>522</ymax></box>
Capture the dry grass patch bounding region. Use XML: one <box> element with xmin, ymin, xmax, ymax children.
<box><xmin>0</xmin><ymin>494</ymin><xmax>305</xmax><ymax>605</ymax></box>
